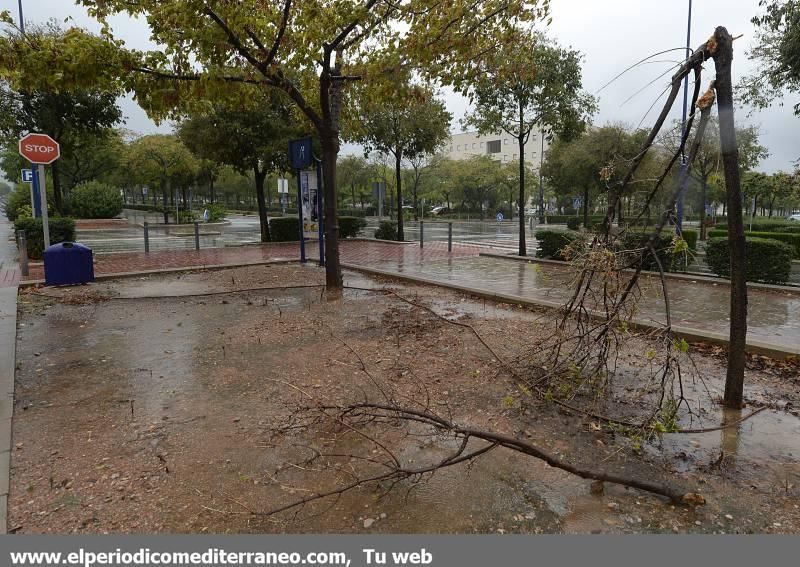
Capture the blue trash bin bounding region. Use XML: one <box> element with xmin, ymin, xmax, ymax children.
<box><xmin>43</xmin><ymin>242</ymin><xmax>95</xmax><ymax>286</ymax></box>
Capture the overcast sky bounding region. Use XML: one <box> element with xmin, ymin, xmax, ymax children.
<box><xmin>4</xmin><ymin>0</ymin><xmax>798</xmax><ymax>173</ymax></box>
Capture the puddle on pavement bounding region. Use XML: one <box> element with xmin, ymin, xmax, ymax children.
<box><xmin>12</xmin><ymin>265</ymin><xmax>800</xmax><ymax>533</ymax></box>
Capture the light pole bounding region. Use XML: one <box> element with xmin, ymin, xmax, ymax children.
<box><xmin>676</xmin><ymin>0</ymin><xmax>693</xmax><ymax>233</ymax></box>
<box><xmin>538</xmin><ymin>127</ymin><xmax>545</xmax><ymax>223</ymax></box>
<box><xmin>18</xmin><ymin>0</ymin><xmax>24</xmax><ymax>33</ymax></box>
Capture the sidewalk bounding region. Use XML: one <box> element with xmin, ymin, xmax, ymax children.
<box><xmin>15</xmin><ymin>238</ymin><xmax>800</xmax><ymax>356</ymax></box>
<box><xmin>0</xmin><ymin>214</ymin><xmax>18</xmax><ymax>534</ymax></box>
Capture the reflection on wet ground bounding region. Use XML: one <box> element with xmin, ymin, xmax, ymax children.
<box><xmin>367</xmin><ymin>255</ymin><xmax>800</xmax><ymax>353</ymax></box>
<box><xmin>12</xmin><ymin>265</ymin><xmax>800</xmax><ymax>533</ymax></box>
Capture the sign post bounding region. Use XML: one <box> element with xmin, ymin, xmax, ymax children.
<box><xmin>289</xmin><ymin>137</ymin><xmax>313</xmax><ymax>263</ymax></box>
<box><xmin>20</xmin><ymin>168</ymin><xmax>38</xmax><ymax>217</ymax></box>
<box><xmin>18</xmin><ymin>134</ymin><xmax>60</xmax><ymax>248</ymax></box>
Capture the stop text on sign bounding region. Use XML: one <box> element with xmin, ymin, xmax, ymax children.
<box><xmin>18</xmin><ymin>133</ymin><xmax>60</xmax><ymax>164</ymax></box>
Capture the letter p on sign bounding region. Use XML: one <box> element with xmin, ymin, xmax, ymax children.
<box><xmin>18</xmin><ymin>133</ymin><xmax>60</xmax><ymax>164</ymax></box>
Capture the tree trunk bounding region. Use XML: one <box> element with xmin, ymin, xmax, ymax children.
<box><xmin>351</xmin><ymin>185</ymin><xmax>356</xmax><ymax>210</ymax></box>
<box><xmin>162</xmin><ymin>178</ymin><xmax>169</xmax><ymax>224</ymax></box>
<box><xmin>395</xmin><ymin>152</ymin><xmax>404</xmax><ymax>242</ymax></box>
<box><xmin>518</xmin><ymin>135</ymin><xmax>526</xmax><ymax>256</ymax></box>
<box><xmin>714</xmin><ymin>27</ymin><xmax>747</xmax><ymax>409</ymax></box>
<box><xmin>700</xmin><ymin>178</ymin><xmax>708</xmax><ymax>240</ymax></box>
<box><xmin>254</xmin><ymin>166</ymin><xmax>271</xmax><ymax>242</ymax></box>
<box><xmin>210</xmin><ymin>176</ymin><xmax>215</xmax><ymax>205</ymax></box>
<box><xmin>51</xmin><ymin>161</ymin><xmax>64</xmax><ymax>215</ymax></box>
<box><xmin>321</xmin><ymin>134</ymin><xmax>343</xmax><ymax>289</ymax></box>
<box><xmin>582</xmin><ymin>186</ymin><xmax>590</xmax><ymax>228</ymax></box>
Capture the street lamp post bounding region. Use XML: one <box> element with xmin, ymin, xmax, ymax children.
<box><xmin>676</xmin><ymin>0</ymin><xmax>693</xmax><ymax>233</ymax></box>
<box><xmin>18</xmin><ymin>0</ymin><xmax>24</xmax><ymax>33</ymax></box>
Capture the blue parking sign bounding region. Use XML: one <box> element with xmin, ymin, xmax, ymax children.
<box><xmin>288</xmin><ymin>137</ymin><xmax>313</xmax><ymax>170</ymax></box>
<box><xmin>21</xmin><ymin>169</ymin><xmax>33</xmax><ymax>183</ymax></box>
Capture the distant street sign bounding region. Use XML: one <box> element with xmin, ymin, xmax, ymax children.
<box><xmin>277</xmin><ymin>178</ymin><xmax>289</xmax><ymax>194</ymax></box>
<box><xmin>288</xmin><ymin>137</ymin><xmax>313</xmax><ymax>170</ymax></box>
<box><xmin>21</xmin><ymin>169</ymin><xmax>33</xmax><ymax>183</ymax></box>
<box><xmin>18</xmin><ymin>133</ymin><xmax>60</xmax><ymax>164</ymax></box>
<box><xmin>572</xmin><ymin>197</ymin><xmax>583</xmax><ymax>210</ymax></box>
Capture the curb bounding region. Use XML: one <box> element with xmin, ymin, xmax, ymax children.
<box><xmin>478</xmin><ymin>252</ymin><xmax>800</xmax><ymax>296</ymax></box>
<box><xmin>18</xmin><ymin>258</ymin><xmax>298</xmax><ymax>288</ymax></box>
<box><xmin>340</xmin><ymin>262</ymin><xmax>800</xmax><ymax>360</ymax></box>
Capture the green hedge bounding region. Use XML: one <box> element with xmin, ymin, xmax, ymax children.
<box><xmin>374</xmin><ymin>221</ymin><xmax>398</xmax><ymax>241</ymax></box>
<box><xmin>70</xmin><ymin>181</ymin><xmax>123</xmax><ymax>219</ymax></box>
<box><xmin>14</xmin><ymin>217</ymin><xmax>76</xmax><ymax>259</ymax></box>
<box><xmin>566</xmin><ymin>217</ymin><xmax>581</xmax><ymax>230</ymax></box>
<box><xmin>708</xmin><ymin>229</ymin><xmax>800</xmax><ymax>258</ymax></box>
<box><xmin>774</xmin><ymin>225</ymin><xmax>800</xmax><ymax>234</ymax></box>
<box><xmin>619</xmin><ymin>230</ymin><xmax>695</xmax><ymax>272</ymax></box>
<box><xmin>706</xmin><ymin>237</ymin><xmax>793</xmax><ymax>284</ymax></box>
<box><xmin>715</xmin><ymin>221</ymin><xmax>794</xmax><ymax>232</ymax></box>
<box><xmin>535</xmin><ymin>229</ymin><xmax>580</xmax><ymax>260</ymax></box>
<box><xmin>339</xmin><ymin>216</ymin><xmax>367</xmax><ymax>238</ymax></box>
<box><xmin>269</xmin><ymin>217</ymin><xmax>300</xmax><ymax>242</ymax></box>
<box><xmin>124</xmin><ymin>203</ymin><xmax>164</xmax><ymax>213</ymax></box>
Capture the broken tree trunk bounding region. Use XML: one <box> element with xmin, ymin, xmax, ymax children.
<box><xmin>712</xmin><ymin>26</ymin><xmax>748</xmax><ymax>408</ymax></box>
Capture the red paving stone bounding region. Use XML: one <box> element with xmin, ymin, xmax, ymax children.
<box><xmin>75</xmin><ymin>219</ymin><xmax>131</xmax><ymax>230</ymax></box>
<box><xmin>20</xmin><ymin>240</ymin><xmax>482</xmax><ymax>283</ymax></box>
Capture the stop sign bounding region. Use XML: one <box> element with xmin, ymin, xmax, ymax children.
<box><xmin>18</xmin><ymin>133</ymin><xmax>60</xmax><ymax>164</ymax></box>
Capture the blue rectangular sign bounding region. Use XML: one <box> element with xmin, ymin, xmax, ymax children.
<box><xmin>21</xmin><ymin>168</ymin><xmax>33</xmax><ymax>183</ymax></box>
<box><xmin>288</xmin><ymin>137</ymin><xmax>313</xmax><ymax>170</ymax></box>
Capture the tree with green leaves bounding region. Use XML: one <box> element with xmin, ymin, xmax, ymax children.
<box><xmin>742</xmin><ymin>1</ymin><xmax>800</xmax><ymax>116</ymax></box>
<box><xmin>126</xmin><ymin>134</ymin><xmax>198</xmax><ymax>223</ymax></box>
<box><xmin>177</xmin><ymin>96</ymin><xmax>302</xmax><ymax>242</ymax></box>
<box><xmin>337</xmin><ymin>155</ymin><xmax>372</xmax><ymax>210</ymax></box>
<box><xmin>0</xmin><ymin>0</ymin><xmax>549</xmax><ymax>289</ymax></box>
<box><xmin>542</xmin><ymin>125</ymin><xmax>650</xmax><ymax>228</ymax></box>
<box><xmin>352</xmin><ymin>84</ymin><xmax>451</xmax><ymax>240</ymax></box>
<box><xmin>0</xmin><ymin>23</ymin><xmax>123</xmax><ymax>213</ymax></box>
<box><xmin>463</xmin><ymin>29</ymin><xmax>595</xmax><ymax>254</ymax></box>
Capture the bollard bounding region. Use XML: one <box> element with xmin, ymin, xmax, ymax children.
<box><xmin>420</xmin><ymin>220</ymin><xmax>424</xmax><ymax>248</ymax></box>
<box><xmin>144</xmin><ymin>222</ymin><xmax>150</xmax><ymax>253</ymax></box>
<box><xmin>17</xmin><ymin>230</ymin><xmax>28</xmax><ymax>277</ymax></box>
<box><xmin>194</xmin><ymin>221</ymin><xmax>200</xmax><ymax>251</ymax></box>
<box><xmin>448</xmin><ymin>222</ymin><xmax>453</xmax><ymax>252</ymax></box>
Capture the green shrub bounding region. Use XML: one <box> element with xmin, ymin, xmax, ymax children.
<box><xmin>374</xmin><ymin>221</ymin><xmax>398</xmax><ymax>241</ymax></box>
<box><xmin>339</xmin><ymin>216</ymin><xmax>367</xmax><ymax>238</ymax></box>
<box><xmin>708</xmin><ymin>229</ymin><xmax>800</xmax><ymax>258</ymax></box>
<box><xmin>715</xmin><ymin>220</ymin><xmax>793</xmax><ymax>232</ymax></box>
<box><xmin>619</xmin><ymin>230</ymin><xmax>695</xmax><ymax>272</ymax></box>
<box><xmin>177</xmin><ymin>210</ymin><xmax>195</xmax><ymax>223</ymax></box>
<box><xmin>705</xmin><ymin>237</ymin><xmax>793</xmax><ymax>284</ymax></box>
<box><xmin>205</xmin><ymin>204</ymin><xmax>226</xmax><ymax>222</ymax></box>
<box><xmin>14</xmin><ymin>217</ymin><xmax>76</xmax><ymax>259</ymax></box>
<box><xmin>269</xmin><ymin>216</ymin><xmax>300</xmax><ymax>241</ymax></box>
<box><xmin>69</xmin><ymin>181</ymin><xmax>123</xmax><ymax>219</ymax></box>
<box><xmin>774</xmin><ymin>225</ymin><xmax>800</xmax><ymax>234</ymax></box>
<box><xmin>535</xmin><ymin>229</ymin><xmax>580</xmax><ymax>260</ymax></box>
<box><xmin>566</xmin><ymin>217</ymin><xmax>581</xmax><ymax>230</ymax></box>
<box><xmin>5</xmin><ymin>184</ymin><xmax>37</xmax><ymax>221</ymax></box>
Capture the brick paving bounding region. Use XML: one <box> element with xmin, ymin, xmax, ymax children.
<box><xmin>18</xmin><ymin>239</ymin><xmax>483</xmax><ymax>283</ymax></box>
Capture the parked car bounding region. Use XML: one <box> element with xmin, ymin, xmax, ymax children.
<box><xmin>430</xmin><ymin>206</ymin><xmax>450</xmax><ymax>216</ymax></box>
<box><xmin>789</xmin><ymin>213</ymin><xmax>800</xmax><ymax>222</ymax></box>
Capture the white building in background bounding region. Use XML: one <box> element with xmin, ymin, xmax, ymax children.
<box><xmin>441</xmin><ymin>130</ymin><xmax>549</xmax><ymax>171</ymax></box>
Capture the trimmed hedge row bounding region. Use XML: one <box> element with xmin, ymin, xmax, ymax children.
<box><xmin>14</xmin><ymin>217</ymin><xmax>76</xmax><ymax>259</ymax></box>
<box><xmin>708</xmin><ymin>229</ymin><xmax>800</xmax><ymax>258</ymax></box>
<box><xmin>715</xmin><ymin>221</ymin><xmax>797</xmax><ymax>232</ymax></box>
<box><xmin>269</xmin><ymin>215</ymin><xmax>366</xmax><ymax>242</ymax></box>
<box><xmin>535</xmin><ymin>229</ymin><xmax>580</xmax><ymax>260</ymax></box>
<box><xmin>706</xmin><ymin>237</ymin><xmax>793</xmax><ymax>284</ymax></box>
<box><xmin>339</xmin><ymin>216</ymin><xmax>367</xmax><ymax>238</ymax></box>
<box><xmin>374</xmin><ymin>221</ymin><xmax>398</xmax><ymax>241</ymax></box>
<box><xmin>535</xmin><ymin>228</ymin><xmax>697</xmax><ymax>272</ymax></box>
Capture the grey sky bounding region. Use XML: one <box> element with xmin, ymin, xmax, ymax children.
<box><xmin>4</xmin><ymin>0</ymin><xmax>798</xmax><ymax>173</ymax></box>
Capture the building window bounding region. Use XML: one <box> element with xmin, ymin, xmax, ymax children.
<box><xmin>503</xmin><ymin>155</ymin><xmax>508</xmax><ymax>161</ymax></box>
<box><xmin>457</xmin><ymin>145</ymin><xmax>461</xmax><ymax>151</ymax></box>
<box><xmin>486</xmin><ymin>140</ymin><xmax>501</xmax><ymax>154</ymax></box>
<box><xmin>480</xmin><ymin>141</ymin><xmax>484</xmax><ymax>148</ymax></box>
<box><xmin>472</xmin><ymin>143</ymin><xmax>477</xmax><ymax>149</ymax></box>
<box><xmin>504</xmin><ymin>138</ymin><xmax>509</xmax><ymax>145</ymax></box>
<box><xmin>512</xmin><ymin>153</ymin><xmax>517</xmax><ymax>160</ymax></box>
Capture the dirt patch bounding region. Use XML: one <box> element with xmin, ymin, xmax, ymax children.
<box><xmin>9</xmin><ymin>264</ymin><xmax>800</xmax><ymax>534</ymax></box>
